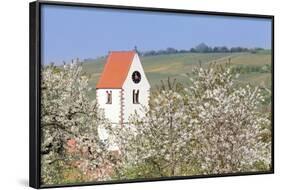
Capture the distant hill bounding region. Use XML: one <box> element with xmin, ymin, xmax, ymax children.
<box><xmin>82</xmin><ymin>51</ymin><xmax>272</xmax><ymax>100</ymax></box>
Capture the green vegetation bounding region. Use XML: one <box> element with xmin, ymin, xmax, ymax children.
<box><xmin>82</xmin><ymin>50</ymin><xmax>272</xmax><ymax>99</ymax></box>
<box><xmin>41</xmin><ymin>59</ymin><xmax>272</xmax><ymax>185</ymax></box>
<box><xmin>108</xmin><ymin>63</ymin><xmax>271</xmax><ymax>179</ymax></box>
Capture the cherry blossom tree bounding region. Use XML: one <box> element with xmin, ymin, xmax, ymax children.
<box><xmin>186</xmin><ymin>63</ymin><xmax>271</xmax><ymax>174</ymax></box>
<box><xmin>40</xmin><ymin>60</ymin><xmax>271</xmax><ymax>183</ymax></box>
<box><xmin>108</xmin><ymin>64</ymin><xmax>271</xmax><ymax>178</ymax></box>
<box><xmin>41</xmin><ymin>62</ymin><xmax>116</xmax><ymax>184</ymax></box>
<box><xmin>108</xmin><ymin>79</ymin><xmax>195</xmax><ymax>178</ymax></box>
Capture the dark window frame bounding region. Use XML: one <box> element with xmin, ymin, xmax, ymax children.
<box><xmin>133</xmin><ymin>89</ymin><xmax>140</xmax><ymax>104</ymax></box>
<box><xmin>106</xmin><ymin>90</ymin><xmax>112</xmax><ymax>104</ymax></box>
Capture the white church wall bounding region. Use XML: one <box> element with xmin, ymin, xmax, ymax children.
<box><xmin>96</xmin><ymin>89</ymin><xmax>121</xmax><ymax>124</ymax></box>
<box><xmin>122</xmin><ymin>54</ymin><xmax>150</xmax><ymax>122</ymax></box>
<box><xmin>96</xmin><ymin>89</ymin><xmax>121</xmax><ymax>151</ymax></box>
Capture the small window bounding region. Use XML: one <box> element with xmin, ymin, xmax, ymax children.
<box><xmin>133</xmin><ymin>90</ymin><xmax>139</xmax><ymax>104</ymax></box>
<box><xmin>106</xmin><ymin>91</ymin><xmax>112</xmax><ymax>104</ymax></box>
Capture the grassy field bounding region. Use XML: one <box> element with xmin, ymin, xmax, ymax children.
<box><xmin>82</xmin><ymin>51</ymin><xmax>272</xmax><ymax>100</ymax></box>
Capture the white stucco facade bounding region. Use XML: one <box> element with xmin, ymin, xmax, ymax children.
<box><xmin>96</xmin><ymin>52</ymin><xmax>150</xmax><ymax>125</ymax></box>
<box><xmin>122</xmin><ymin>54</ymin><xmax>150</xmax><ymax>122</ymax></box>
<box><xmin>96</xmin><ymin>89</ymin><xmax>121</xmax><ymax>124</ymax></box>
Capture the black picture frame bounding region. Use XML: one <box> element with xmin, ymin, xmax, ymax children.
<box><xmin>29</xmin><ymin>1</ymin><xmax>274</xmax><ymax>188</ymax></box>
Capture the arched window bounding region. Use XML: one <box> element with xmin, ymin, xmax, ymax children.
<box><xmin>133</xmin><ymin>90</ymin><xmax>139</xmax><ymax>104</ymax></box>
<box><xmin>106</xmin><ymin>90</ymin><xmax>112</xmax><ymax>104</ymax></box>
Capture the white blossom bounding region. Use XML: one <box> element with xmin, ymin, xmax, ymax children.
<box><xmin>41</xmin><ymin>63</ymin><xmax>116</xmax><ymax>184</ymax></box>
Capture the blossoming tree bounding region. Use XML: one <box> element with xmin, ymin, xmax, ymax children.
<box><xmin>40</xmin><ymin>60</ymin><xmax>271</xmax><ymax>182</ymax></box>
<box><xmin>108</xmin><ymin>63</ymin><xmax>271</xmax><ymax>178</ymax></box>
<box><xmin>186</xmin><ymin>63</ymin><xmax>271</xmax><ymax>174</ymax></box>
<box><xmin>41</xmin><ymin>62</ymin><xmax>116</xmax><ymax>184</ymax></box>
<box><xmin>108</xmin><ymin>79</ymin><xmax>194</xmax><ymax>178</ymax></box>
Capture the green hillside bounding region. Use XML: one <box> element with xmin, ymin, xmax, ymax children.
<box><xmin>82</xmin><ymin>51</ymin><xmax>272</xmax><ymax>100</ymax></box>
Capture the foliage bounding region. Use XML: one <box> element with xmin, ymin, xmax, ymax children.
<box><xmin>107</xmin><ymin>78</ymin><xmax>192</xmax><ymax>178</ymax></box>
<box><xmin>83</xmin><ymin>51</ymin><xmax>272</xmax><ymax>100</ymax></box>
<box><xmin>186</xmin><ymin>63</ymin><xmax>271</xmax><ymax>174</ymax></box>
<box><xmin>231</xmin><ymin>64</ymin><xmax>271</xmax><ymax>74</ymax></box>
<box><xmin>140</xmin><ymin>44</ymin><xmax>260</xmax><ymax>56</ymax></box>
<box><xmin>41</xmin><ymin>58</ymin><xmax>272</xmax><ymax>183</ymax></box>
<box><xmin>41</xmin><ymin>63</ymin><xmax>115</xmax><ymax>185</ymax></box>
<box><xmin>108</xmin><ymin>63</ymin><xmax>271</xmax><ymax>178</ymax></box>
<box><xmin>193</xmin><ymin>43</ymin><xmax>213</xmax><ymax>53</ymax></box>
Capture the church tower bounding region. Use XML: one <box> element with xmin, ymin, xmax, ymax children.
<box><xmin>96</xmin><ymin>51</ymin><xmax>150</xmax><ymax>126</ymax></box>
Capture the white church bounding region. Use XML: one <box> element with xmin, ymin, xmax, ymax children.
<box><xmin>96</xmin><ymin>51</ymin><xmax>150</xmax><ymax>126</ymax></box>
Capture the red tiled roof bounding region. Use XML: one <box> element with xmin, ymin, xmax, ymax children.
<box><xmin>96</xmin><ymin>51</ymin><xmax>136</xmax><ymax>89</ymax></box>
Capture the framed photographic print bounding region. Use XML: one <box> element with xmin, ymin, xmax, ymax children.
<box><xmin>29</xmin><ymin>0</ymin><xmax>274</xmax><ymax>188</ymax></box>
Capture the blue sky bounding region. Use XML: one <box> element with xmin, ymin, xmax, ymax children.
<box><xmin>41</xmin><ymin>5</ymin><xmax>272</xmax><ymax>64</ymax></box>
